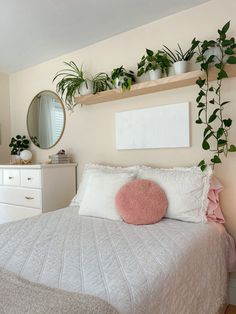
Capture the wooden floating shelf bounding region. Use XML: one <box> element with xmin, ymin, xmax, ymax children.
<box><xmin>75</xmin><ymin>65</ymin><xmax>236</xmax><ymax>106</ymax></box>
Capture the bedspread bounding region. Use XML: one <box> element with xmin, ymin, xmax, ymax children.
<box><xmin>0</xmin><ymin>207</ymin><xmax>229</xmax><ymax>314</ymax></box>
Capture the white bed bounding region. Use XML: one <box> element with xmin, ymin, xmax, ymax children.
<box><xmin>0</xmin><ymin>206</ymin><xmax>228</xmax><ymax>314</ymax></box>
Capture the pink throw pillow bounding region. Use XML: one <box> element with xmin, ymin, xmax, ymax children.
<box><xmin>115</xmin><ymin>179</ymin><xmax>168</xmax><ymax>225</ymax></box>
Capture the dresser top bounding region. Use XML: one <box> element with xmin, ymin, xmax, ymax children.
<box><xmin>0</xmin><ymin>163</ymin><xmax>77</xmax><ymax>169</ymax></box>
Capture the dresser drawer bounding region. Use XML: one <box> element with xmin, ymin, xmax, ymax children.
<box><xmin>3</xmin><ymin>169</ymin><xmax>20</xmax><ymax>186</ymax></box>
<box><xmin>0</xmin><ymin>170</ymin><xmax>2</xmax><ymax>185</ymax></box>
<box><xmin>21</xmin><ymin>169</ymin><xmax>41</xmax><ymax>188</ymax></box>
<box><xmin>0</xmin><ymin>187</ymin><xmax>41</xmax><ymax>209</ymax></box>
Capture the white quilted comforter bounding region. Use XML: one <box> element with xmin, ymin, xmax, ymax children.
<box><xmin>0</xmin><ymin>207</ymin><xmax>228</xmax><ymax>314</ymax></box>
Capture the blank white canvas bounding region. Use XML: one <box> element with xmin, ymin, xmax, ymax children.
<box><xmin>115</xmin><ymin>102</ymin><xmax>190</xmax><ymax>150</ymax></box>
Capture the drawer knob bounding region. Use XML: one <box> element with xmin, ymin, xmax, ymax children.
<box><xmin>25</xmin><ymin>196</ymin><xmax>34</xmax><ymax>200</ymax></box>
<box><xmin>27</xmin><ymin>177</ymin><xmax>32</xmax><ymax>181</ymax></box>
<box><xmin>8</xmin><ymin>176</ymin><xmax>13</xmax><ymax>179</ymax></box>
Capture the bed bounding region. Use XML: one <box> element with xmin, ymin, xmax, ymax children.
<box><xmin>0</xmin><ymin>206</ymin><xmax>229</xmax><ymax>314</ymax></box>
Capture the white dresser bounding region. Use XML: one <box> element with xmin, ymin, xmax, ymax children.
<box><xmin>0</xmin><ymin>163</ymin><xmax>77</xmax><ymax>224</ymax></box>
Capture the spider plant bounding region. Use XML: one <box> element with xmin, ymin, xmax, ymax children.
<box><xmin>53</xmin><ymin>61</ymin><xmax>90</xmax><ymax>111</ymax></box>
<box><xmin>137</xmin><ymin>49</ymin><xmax>171</xmax><ymax>77</ymax></box>
<box><xmin>111</xmin><ymin>66</ymin><xmax>136</xmax><ymax>91</ymax></box>
<box><xmin>92</xmin><ymin>72</ymin><xmax>113</xmax><ymax>94</ymax></box>
<box><xmin>162</xmin><ymin>42</ymin><xmax>198</xmax><ymax>62</ymax></box>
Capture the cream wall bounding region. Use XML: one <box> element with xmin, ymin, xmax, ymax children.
<box><xmin>9</xmin><ymin>0</ymin><xmax>236</xmax><ymax>242</ymax></box>
<box><xmin>0</xmin><ymin>73</ymin><xmax>10</xmax><ymax>163</ymax></box>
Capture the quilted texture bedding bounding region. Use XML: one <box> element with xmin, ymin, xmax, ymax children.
<box><xmin>0</xmin><ymin>207</ymin><xmax>228</xmax><ymax>314</ymax></box>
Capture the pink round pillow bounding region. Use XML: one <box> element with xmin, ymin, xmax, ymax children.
<box><xmin>115</xmin><ymin>179</ymin><xmax>168</xmax><ymax>225</ymax></box>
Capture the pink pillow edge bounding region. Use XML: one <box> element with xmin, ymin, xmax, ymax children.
<box><xmin>206</xmin><ymin>176</ymin><xmax>225</xmax><ymax>223</ymax></box>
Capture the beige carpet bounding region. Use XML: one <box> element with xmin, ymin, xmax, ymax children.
<box><xmin>0</xmin><ymin>266</ymin><xmax>119</xmax><ymax>314</ymax></box>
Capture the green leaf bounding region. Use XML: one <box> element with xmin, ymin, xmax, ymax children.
<box><xmin>196</xmin><ymin>78</ymin><xmax>205</xmax><ymax>88</ymax></box>
<box><xmin>204</xmin><ymin>131</ymin><xmax>213</xmax><ymax>141</ymax></box>
<box><xmin>146</xmin><ymin>49</ymin><xmax>154</xmax><ymax>57</ymax></box>
<box><xmin>204</xmin><ymin>126</ymin><xmax>212</xmax><ymax>137</ymax></box>
<box><xmin>223</xmin><ymin>118</ymin><xmax>232</xmax><ymax>127</ymax></box>
<box><xmin>221</xmin><ymin>101</ymin><xmax>230</xmax><ymax>106</ymax></box>
<box><xmin>227</xmin><ymin>56</ymin><xmax>236</xmax><ymax>64</ymax></box>
<box><xmin>198</xmin><ymin>159</ymin><xmax>205</xmax><ymax>167</ymax></box>
<box><xmin>222</xmin><ymin>39</ymin><xmax>232</xmax><ymax>47</ymax></box>
<box><xmin>217</xmin><ymin>69</ymin><xmax>228</xmax><ymax>79</ymax></box>
<box><xmin>200</xmin><ymin>164</ymin><xmax>207</xmax><ymax>172</ymax></box>
<box><xmin>222</xmin><ymin>21</ymin><xmax>230</xmax><ymax>34</ymax></box>
<box><xmin>209</xmin><ymin>99</ymin><xmax>215</xmax><ymax>104</ymax></box>
<box><xmin>218</xmin><ymin>139</ymin><xmax>227</xmax><ymax>146</ymax></box>
<box><xmin>211</xmin><ymin>155</ymin><xmax>222</xmax><ymax>164</ymax></box>
<box><xmin>196</xmin><ymin>90</ymin><xmax>205</xmax><ymax>102</ymax></box>
<box><xmin>198</xmin><ymin>109</ymin><xmax>204</xmax><ymax>117</ymax></box>
<box><xmin>197</xmin><ymin>103</ymin><xmax>205</xmax><ymax>108</ymax></box>
<box><xmin>208</xmin><ymin>114</ymin><xmax>217</xmax><ymax>123</ymax></box>
<box><xmin>217</xmin><ymin>128</ymin><xmax>224</xmax><ymax>138</ymax></box>
<box><xmin>201</xmin><ymin>63</ymin><xmax>208</xmax><ymax>71</ymax></box>
<box><xmin>202</xmin><ymin>140</ymin><xmax>210</xmax><ymax>150</ymax></box>
<box><xmin>215</xmin><ymin>63</ymin><xmax>222</xmax><ymax>70</ymax></box>
<box><xmin>196</xmin><ymin>118</ymin><xmax>203</xmax><ymax>124</ymax></box>
<box><xmin>225</xmin><ymin>48</ymin><xmax>235</xmax><ymax>55</ymax></box>
<box><xmin>228</xmin><ymin>144</ymin><xmax>236</xmax><ymax>152</ymax></box>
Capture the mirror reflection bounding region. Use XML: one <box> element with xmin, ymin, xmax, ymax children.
<box><xmin>27</xmin><ymin>90</ymin><xmax>65</xmax><ymax>149</ymax></box>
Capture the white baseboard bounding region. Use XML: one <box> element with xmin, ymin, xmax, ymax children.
<box><xmin>229</xmin><ymin>278</ymin><xmax>236</xmax><ymax>305</ymax></box>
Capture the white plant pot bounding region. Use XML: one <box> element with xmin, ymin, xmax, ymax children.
<box><xmin>204</xmin><ymin>47</ymin><xmax>226</xmax><ymax>64</ymax></box>
<box><xmin>79</xmin><ymin>80</ymin><xmax>93</xmax><ymax>96</ymax></box>
<box><xmin>174</xmin><ymin>61</ymin><xmax>188</xmax><ymax>75</ymax></box>
<box><xmin>148</xmin><ymin>69</ymin><xmax>162</xmax><ymax>80</ymax></box>
<box><xmin>114</xmin><ymin>77</ymin><xmax>124</xmax><ymax>89</ymax></box>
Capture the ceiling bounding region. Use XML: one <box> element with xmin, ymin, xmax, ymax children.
<box><xmin>0</xmin><ymin>0</ymin><xmax>209</xmax><ymax>73</ymax></box>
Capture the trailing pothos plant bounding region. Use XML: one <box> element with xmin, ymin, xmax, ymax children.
<box><xmin>193</xmin><ymin>21</ymin><xmax>236</xmax><ymax>171</ymax></box>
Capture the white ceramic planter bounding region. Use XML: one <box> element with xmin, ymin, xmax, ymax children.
<box><xmin>148</xmin><ymin>69</ymin><xmax>162</xmax><ymax>80</ymax></box>
<box><xmin>204</xmin><ymin>47</ymin><xmax>226</xmax><ymax>64</ymax></box>
<box><xmin>174</xmin><ymin>61</ymin><xmax>188</xmax><ymax>75</ymax></box>
<box><xmin>114</xmin><ymin>77</ymin><xmax>125</xmax><ymax>89</ymax></box>
<box><xmin>79</xmin><ymin>80</ymin><xmax>93</xmax><ymax>95</ymax></box>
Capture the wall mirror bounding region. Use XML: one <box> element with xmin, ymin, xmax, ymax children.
<box><xmin>27</xmin><ymin>90</ymin><xmax>65</xmax><ymax>149</ymax></box>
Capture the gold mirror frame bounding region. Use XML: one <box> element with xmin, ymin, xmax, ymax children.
<box><xmin>27</xmin><ymin>90</ymin><xmax>66</xmax><ymax>150</ymax></box>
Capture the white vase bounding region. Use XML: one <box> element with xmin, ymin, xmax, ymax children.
<box><xmin>174</xmin><ymin>61</ymin><xmax>188</xmax><ymax>75</ymax></box>
<box><xmin>114</xmin><ymin>77</ymin><xmax>124</xmax><ymax>89</ymax></box>
<box><xmin>79</xmin><ymin>80</ymin><xmax>93</xmax><ymax>96</ymax></box>
<box><xmin>148</xmin><ymin>69</ymin><xmax>162</xmax><ymax>80</ymax></box>
<box><xmin>204</xmin><ymin>47</ymin><xmax>226</xmax><ymax>64</ymax></box>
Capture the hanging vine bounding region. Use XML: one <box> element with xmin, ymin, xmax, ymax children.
<box><xmin>192</xmin><ymin>21</ymin><xmax>236</xmax><ymax>171</ymax></box>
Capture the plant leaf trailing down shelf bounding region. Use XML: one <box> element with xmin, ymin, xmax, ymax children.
<box><xmin>75</xmin><ymin>65</ymin><xmax>236</xmax><ymax>106</ymax></box>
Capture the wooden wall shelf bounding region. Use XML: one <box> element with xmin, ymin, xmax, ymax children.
<box><xmin>75</xmin><ymin>65</ymin><xmax>236</xmax><ymax>106</ymax></box>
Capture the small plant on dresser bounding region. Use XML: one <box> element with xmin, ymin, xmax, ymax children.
<box><xmin>9</xmin><ymin>135</ymin><xmax>30</xmax><ymax>155</ymax></box>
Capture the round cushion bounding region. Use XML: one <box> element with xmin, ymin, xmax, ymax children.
<box><xmin>115</xmin><ymin>179</ymin><xmax>168</xmax><ymax>225</ymax></box>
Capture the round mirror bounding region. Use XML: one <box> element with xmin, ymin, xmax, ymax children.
<box><xmin>27</xmin><ymin>91</ymin><xmax>65</xmax><ymax>149</ymax></box>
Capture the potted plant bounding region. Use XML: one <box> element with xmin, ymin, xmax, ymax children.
<box><xmin>9</xmin><ymin>135</ymin><xmax>30</xmax><ymax>163</ymax></box>
<box><xmin>111</xmin><ymin>66</ymin><xmax>136</xmax><ymax>91</ymax></box>
<box><xmin>137</xmin><ymin>49</ymin><xmax>171</xmax><ymax>80</ymax></box>
<box><xmin>162</xmin><ymin>42</ymin><xmax>198</xmax><ymax>75</ymax></box>
<box><xmin>92</xmin><ymin>72</ymin><xmax>113</xmax><ymax>94</ymax></box>
<box><xmin>53</xmin><ymin>61</ymin><xmax>92</xmax><ymax>111</ymax></box>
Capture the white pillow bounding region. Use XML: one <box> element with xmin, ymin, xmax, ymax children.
<box><xmin>70</xmin><ymin>163</ymin><xmax>138</xmax><ymax>206</ymax></box>
<box><xmin>137</xmin><ymin>166</ymin><xmax>212</xmax><ymax>223</ymax></box>
<box><xmin>79</xmin><ymin>171</ymin><xmax>135</xmax><ymax>220</ymax></box>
